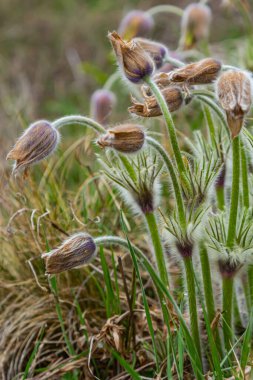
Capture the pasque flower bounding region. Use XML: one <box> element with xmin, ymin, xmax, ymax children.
<box><xmin>6</xmin><ymin>120</ymin><xmax>59</xmax><ymax>174</ymax></box>
<box><xmin>133</xmin><ymin>38</ymin><xmax>168</xmax><ymax>69</ymax></box>
<box><xmin>168</xmin><ymin>58</ymin><xmax>222</xmax><ymax>85</ymax></box>
<box><xmin>118</xmin><ymin>10</ymin><xmax>154</xmax><ymax>40</ymax></box>
<box><xmin>42</xmin><ymin>233</ymin><xmax>97</xmax><ymax>274</ymax></box>
<box><xmin>90</xmin><ymin>89</ymin><xmax>116</xmax><ymax>125</ymax></box>
<box><xmin>108</xmin><ymin>31</ymin><xmax>155</xmax><ymax>83</ymax></box>
<box><xmin>97</xmin><ymin>124</ymin><xmax>145</xmax><ymax>153</ymax></box>
<box><xmin>129</xmin><ymin>86</ymin><xmax>184</xmax><ymax>117</ymax></box>
<box><xmin>180</xmin><ymin>3</ymin><xmax>212</xmax><ymax>49</ymax></box>
<box><xmin>216</xmin><ymin>70</ymin><xmax>252</xmax><ymax>138</ymax></box>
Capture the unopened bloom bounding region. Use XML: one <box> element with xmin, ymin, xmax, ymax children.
<box><xmin>180</xmin><ymin>3</ymin><xmax>212</xmax><ymax>49</ymax></box>
<box><xmin>42</xmin><ymin>233</ymin><xmax>97</xmax><ymax>274</ymax></box>
<box><xmin>6</xmin><ymin>120</ymin><xmax>59</xmax><ymax>174</ymax></box>
<box><xmin>108</xmin><ymin>31</ymin><xmax>155</xmax><ymax>83</ymax></box>
<box><xmin>133</xmin><ymin>38</ymin><xmax>168</xmax><ymax>69</ymax></box>
<box><xmin>216</xmin><ymin>70</ymin><xmax>252</xmax><ymax>138</ymax></box>
<box><xmin>168</xmin><ymin>58</ymin><xmax>222</xmax><ymax>85</ymax></box>
<box><xmin>97</xmin><ymin>124</ymin><xmax>145</xmax><ymax>153</ymax></box>
<box><xmin>118</xmin><ymin>10</ymin><xmax>154</xmax><ymax>40</ymax></box>
<box><xmin>129</xmin><ymin>86</ymin><xmax>184</xmax><ymax>117</ymax></box>
<box><xmin>90</xmin><ymin>89</ymin><xmax>116</xmax><ymax>125</ymax></box>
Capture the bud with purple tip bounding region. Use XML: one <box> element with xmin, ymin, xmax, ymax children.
<box><xmin>133</xmin><ymin>38</ymin><xmax>168</xmax><ymax>69</ymax></box>
<box><xmin>108</xmin><ymin>31</ymin><xmax>155</xmax><ymax>84</ymax></box>
<box><xmin>90</xmin><ymin>89</ymin><xmax>116</xmax><ymax>126</ymax></box>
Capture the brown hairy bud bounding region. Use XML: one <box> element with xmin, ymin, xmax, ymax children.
<box><xmin>108</xmin><ymin>31</ymin><xmax>155</xmax><ymax>84</ymax></box>
<box><xmin>129</xmin><ymin>86</ymin><xmax>184</xmax><ymax>117</ymax></box>
<box><xmin>90</xmin><ymin>89</ymin><xmax>116</xmax><ymax>125</ymax></box>
<box><xmin>6</xmin><ymin>120</ymin><xmax>59</xmax><ymax>174</ymax></box>
<box><xmin>168</xmin><ymin>58</ymin><xmax>222</xmax><ymax>85</ymax></box>
<box><xmin>133</xmin><ymin>38</ymin><xmax>168</xmax><ymax>69</ymax></box>
<box><xmin>97</xmin><ymin>124</ymin><xmax>145</xmax><ymax>153</ymax></box>
<box><xmin>118</xmin><ymin>10</ymin><xmax>154</xmax><ymax>40</ymax></box>
<box><xmin>42</xmin><ymin>233</ymin><xmax>97</xmax><ymax>275</ymax></box>
<box><xmin>216</xmin><ymin>70</ymin><xmax>252</xmax><ymax>138</ymax></box>
<box><xmin>180</xmin><ymin>3</ymin><xmax>212</xmax><ymax>49</ymax></box>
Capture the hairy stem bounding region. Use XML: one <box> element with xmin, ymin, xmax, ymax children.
<box><xmin>241</xmin><ymin>142</ymin><xmax>249</xmax><ymax>209</ymax></box>
<box><xmin>199</xmin><ymin>244</ymin><xmax>223</xmax><ymax>358</ymax></box>
<box><xmin>52</xmin><ymin>115</ymin><xmax>105</xmax><ymax>134</ymax></box>
<box><xmin>147</xmin><ymin>136</ymin><xmax>186</xmax><ymax>230</ymax></box>
<box><xmin>147</xmin><ymin>4</ymin><xmax>183</xmax><ymax>17</ymax></box>
<box><xmin>183</xmin><ymin>256</ymin><xmax>202</xmax><ymax>363</ymax></box>
<box><xmin>145</xmin><ymin>77</ymin><xmax>186</xmax><ymax>174</ymax></box>
<box><xmin>227</xmin><ymin>136</ymin><xmax>240</xmax><ymax>248</ymax></box>
<box><xmin>145</xmin><ymin>212</ymin><xmax>170</xmax><ymax>289</ymax></box>
<box><xmin>222</xmin><ymin>277</ymin><xmax>234</xmax><ymax>355</ymax></box>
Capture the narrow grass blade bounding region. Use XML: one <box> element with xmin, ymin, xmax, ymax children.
<box><xmin>240</xmin><ymin>307</ymin><xmax>253</xmax><ymax>371</ymax></box>
<box><xmin>22</xmin><ymin>325</ymin><xmax>45</xmax><ymax>380</ymax></box>
<box><xmin>111</xmin><ymin>350</ymin><xmax>142</xmax><ymax>380</ymax></box>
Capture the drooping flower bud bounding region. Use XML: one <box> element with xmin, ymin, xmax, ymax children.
<box><xmin>216</xmin><ymin>70</ymin><xmax>252</xmax><ymax>138</ymax></box>
<box><xmin>129</xmin><ymin>86</ymin><xmax>184</xmax><ymax>117</ymax></box>
<box><xmin>6</xmin><ymin>120</ymin><xmax>59</xmax><ymax>174</ymax></box>
<box><xmin>133</xmin><ymin>38</ymin><xmax>168</xmax><ymax>69</ymax></box>
<box><xmin>90</xmin><ymin>89</ymin><xmax>116</xmax><ymax>125</ymax></box>
<box><xmin>118</xmin><ymin>10</ymin><xmax>154</xmax><ymax>40</ymax></box>
<box><xmin>42</xmin><ymin>233</ymin><xmax>97</xmax><ymax>274</ymax></box>
<box><xmin>180</xmin><ymin>3</ymin><xmax>212</xmax><ymax>49</ymax></box>
<box><xmin>108</xmin><ymin>31</ymin><xmax>155</xmax><ymax>84</ymax></box>
<box><xmin>97</xmin><ymin>124</ymin><xmax>145</xmax><ymax>153</ymax></box>
<box><xmin>168</xmin><ymin>58</ymin><xmax>222</xmax><ymax>85</ymax></box>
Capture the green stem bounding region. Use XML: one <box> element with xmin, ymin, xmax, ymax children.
<box><xmin>248</xmin><ymin>266</ymin><xmax>253</xmax><ymax>308</ymax></box>
<box><xmin>52</xmin><ymin>115</ymin><xmax>105</xmax><ymax>134</ymax></box>
<box><xmin>241</xmin><ymin>142</ymin><xmax>249</xmax><ymax>209</ymax></box>
<box><xmin>147</xmin><ymin>4</ymin><xmax>183</xmax><ymax>17</ymax></box>
<box><xmin>145</xmin><ymin>211</ymin><xmax>170</xmax><ymax>289</ymax></box>
<box><xmin>145</xmin><ymin>77</ymin><xmax>186</xmax><ymax>174</ymax></box>
<box><xmin>222</xmin><ymin>277</ymin><xmax>234</xmax><ymax>354</ymax></box>
<box><xmin>146</xmin><ymin>136</ymin><xmax>186</xmax><ymax>230</ymax></box>
<box><xmin>199</xmin><ymin>244</ymin><xmax>223</xmax><ymax>358</ymax></box>
<box><xmin>183</xmin><ymin>256</ymin><xmax>202</xmax><ymax>362</ymax></box>
<box><xmin>227</xmin><ymin>136</ymin><xmax>241</xmax><ymax>248</ymax></box>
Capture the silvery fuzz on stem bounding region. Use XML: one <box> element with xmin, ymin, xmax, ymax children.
<box><xmin>90</xmin><ymin>89</ymin><xmax>116</xmax><ymax>125</ymax></box>
<box><xmin>97</xmin><ymin>124</ymin><xmax>145</xmax><ymax>153</ymax></box>
<box><xmin>108</xmin><ymin>31</ymin><xmax>155</xmax><ymax>84</ymax></box>
<box><xmin>133</xmin><ymin>38</ymin><xmax>168</xmax><ymax>69</ymax></box>
<box><xmin>6</xmin><ymin>120</ymin><xmax>60</xmax><ymax>174</ymax></box>
<box><xmin>42</xmin><ymin>233</ymin><xmax>97</xmax><ymax>275</ymax></box>
<box><xmin>216</xmin><ymin>70</ymin><xmax>252</xmax><ymax>138</ymax></box>
<box><xmin>180</xmin><ymin>3</ymin><xmax>212</xmax><ymax>49</ymax></box>
<box><xmin>129</xmin><ymin>86</ymin><xmax>184</xmax><ymax>117</ymax></box>
<box><xmin>118</xmin><ymin>10</ymin><xmax>154</xmax><ymax>40</ymax></box>
<box><xmin>168</xmin><ymin>58</ymin><xmax>222</xmax><ymax>85</ymax></box>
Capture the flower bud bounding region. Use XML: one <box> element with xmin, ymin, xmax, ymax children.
<box><xmin>133</xmin><ymin>38</ymin><xmax>168</xmax><ymax>69</ymax></box>
<box><xmin>97</xmin><ymin>124</ymin><xmax>145</xmax><ymax>153</ymax></box>
<box><xmin>118</xmin><ymin>10</ymin><xmax>154</xmax><ymax>40</ymax></box>
<box><xmin>6</xmin><ymin>120</ymin><xmax>59</xmax><ymax>174</ymax></box>
<box><xmin>168</xmin><ymin>58</ymin><xmax>222</xmax><ymax>85</ymax></box>
<box><xmin>42</xmin><ymin>233</ymin><xmax>97</xmax><ymax>274</ymax></box>
<box><xmin>218</xmin><ymin>260</ymin><xmax>242</xmax><ymax>279</ymax></box>
<box><xmin>129</xmin><ymin>86</ymin><xmax>184</xmax><ymax>117</ymax></box>
<box><xmin>108</xmin><ymin>31</ymin><xmax>155</xmax><ymax>84</ymax></box>
<box><xmin>90</xmin><ymin>89</ymin><xmax>116</xmax><ymax>125</ymax></box>
<box><xmin>216</xmin><ymin>70</ymin><xmax>252</xmax><ymax>138</ymax></box>
<box><xmin>180</xmin><ymin>3</ymin><xmax>212</xmax><ymax>49</ymax></box>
